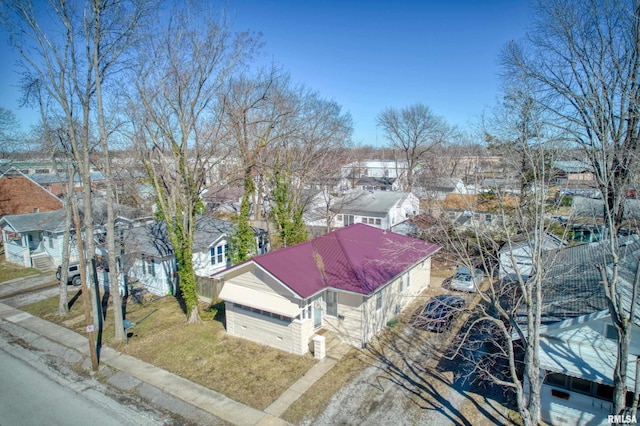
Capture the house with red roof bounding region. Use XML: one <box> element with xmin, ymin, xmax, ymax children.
<box><xmin>213</xmin><ymin>223</ymin><xmax>440</xmax><ymax>355</ymax></box>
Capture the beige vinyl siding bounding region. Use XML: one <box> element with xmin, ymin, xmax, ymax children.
<box><xmin>226</xmin><ymin>302</ymin><xmax>309</xmax><ymax>354</ymax></box>
<box><xmin>222</xmin><ymin>267</ymin><xmax>299</xmax><ymax>313</ymax></box>
<box><xmin>323</xmin><ymin>292</ymin><xmax>364</xmax><ymax>348</ymax></box>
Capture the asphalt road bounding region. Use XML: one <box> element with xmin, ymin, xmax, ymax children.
<box><xmin>0</xmin><ymin>330</ymin><xmax>163</xmax><ymax>426</ymax></box>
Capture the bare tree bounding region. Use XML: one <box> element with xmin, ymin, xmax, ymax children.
<box><xmin>503</xmin><ymin>0</ymin><xmax>640</xmax><ymax>415</ymax></box>
<box><xmin>376</xmin><ymin>103</ymin><xmax>453</xmax><ymax>192</ymax></box>
<box><xmin>0</xmin><ymin>107</ymin><xmax>21</xmax><ymax>154</ymax></box>
<box><xmin>221</xmin><ymin>67</ymin><xmax>291</xmax><ymax>260</ymax></box>
<box><xmin>131</xmin><ymin>3</ymin><xmax>258</xmax><ymax>323</ymax></box>
<box><xmin>437</xmin><ymin>84</ymin><xmax>566</xmax><ymax>426</ymax></box>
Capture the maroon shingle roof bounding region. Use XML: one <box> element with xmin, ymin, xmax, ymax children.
<box><xmin>251</xmin><ymin>223</ymin><xmax>440</xmax><ymax>298</ymax></box>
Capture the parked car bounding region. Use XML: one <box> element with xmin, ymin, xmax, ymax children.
<box><xmin>414</xmin><ymin>295</ymin><xmax>465</xmax><ymax>332</ymax></box>
<box><xmin>56</xmin><ymin>262</ymin><xmax>81</xmax><ymax>286</ymax></box>
<box><xmin>449</xmin><ymin>266</ymin><xmax>484</xmax><ymax>292</ymax></box>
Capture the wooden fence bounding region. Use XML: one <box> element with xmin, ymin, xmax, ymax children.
<box><xmin>196</xmin><ymin>276</ymin><xmax>223</xmax><ymax>302</ymax></box>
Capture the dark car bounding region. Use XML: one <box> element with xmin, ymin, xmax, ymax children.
<box><xmin>56</xmin><ymin>262</ymin><xmax>82</xmax><ymax>286</ymax></box>
<box><xmin>415</xmin><ymin>295</ymin><xmax>465</xmax><ymax>332</ymax></box>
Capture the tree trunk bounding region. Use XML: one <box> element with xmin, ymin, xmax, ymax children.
<box><xmin>91</xmin><ymin>1</ymin><xmax>125</xmax><ymax>340</ymax></box>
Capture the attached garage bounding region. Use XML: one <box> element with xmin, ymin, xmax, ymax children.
<box><xmin>225</xmin><ymin>303</ymin><xmax>296</xmax><ymax>353</ymax></box>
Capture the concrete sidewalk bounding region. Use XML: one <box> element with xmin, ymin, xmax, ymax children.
<box><xmin>0</xmin><ymin>300</ymin><xmax>350</xmax><ymax>425</ymax></box>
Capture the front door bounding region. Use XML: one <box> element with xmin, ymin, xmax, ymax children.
<box><xmin>313</xmin><ymin>297</ymin><xmax>323</xmax><ymax>329</ymax></box>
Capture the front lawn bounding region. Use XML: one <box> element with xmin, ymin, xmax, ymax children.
<box><xmin>0</xmin><ymin>258</ymin><xmax>41</xmax><ymax>283</ymax></box>
<box><xmin>22</xmin><ymin>291</ymin><xmax>317</xmax><ymax>410</ymax></box>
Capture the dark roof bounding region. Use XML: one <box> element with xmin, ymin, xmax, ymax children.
<box><xmin>193</xmin><ymin>217</ymin><xmax>236</xmax><ymax>250</ymax></box>
<box><xmin>238</xmin><ymin>223</ymin><xmax>440</xmax><ymax>298</ymax></box>
<box><xmin>522</xmin><ymin>237</ymin><xmax>640</xmax><ymax>324</ymax></box>
<box><xmin>123</xmin><ymin>216</ymin><xmax>259</xmax><ymax>257</ymax></box>
<box><xmin>355</xmin><ymin>176</ymin><xmax>396</xmax><ymax>187</ymax></box>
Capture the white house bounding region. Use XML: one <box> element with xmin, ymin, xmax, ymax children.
<box><xmin>122</xmin><ymin>216</ymin><xmax>269</xmax><ymax>296</ymax></box>
<box><xmin>1</xmin><ymin>209</ymin><xmax>71</xmax><ymax>270</ymax></box>
<box><xmin>307</xmin><ymin>190</ymin><xmax>419</xmax><ymax>231</ymax></box>
<box><xmin>517</xmin><ymin>239</ymin><xmax>640</xmax><ymax>425</ymax></box>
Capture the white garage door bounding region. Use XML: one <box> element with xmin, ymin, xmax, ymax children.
<box><xmin>231</xmin><ymin>306</ymin><xmax>294</xmax><ymax>353</ymax></box>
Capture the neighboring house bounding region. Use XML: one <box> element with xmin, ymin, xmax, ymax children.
<box><xmin>418</xmin><ymin>177</ymin><xmax>470</xmax><ymax>200</ymax></box>
<box><xmin>30</xmin><ymin>171</ymin><xmax>107</xmax><ymax>197</ymax></box>
<box><xmin>191</xmin><ymin>216</ymin><xmax>269</xmax><ymax>277</ymax></box>
<box><xmin>0</xmin><ymin>167</ymin><xmax>63</xmax><ymax>217</ymax></box>
<box><xmin>201</xmin><ymin>185</ymin><xmax>244</xmax><ymax>215</ymax></box>
<box><xmin>353</xmin><ymin>176</ymin><xmax>398</xmax><ymax>192</ymax></box>
<box><xmin>517</xmin><ymin>239</ymin><xmax>640</xmax><ymax>425</ymax></box>
<box><xmin>121</xmin><ymin>221</ymin><xmax>177</xmax><ymax>296</ymax></box>
<box><xmin>441</xmin><ymin>193</ymin><xmax>518</xmax><ymax>230</ymax></box>
<box><xmin>342</xmin><ymin>160</ymin><xmax>408</xmax><ymax>179</ymax></box>
<box><xmin>123</xmin><ymin>216</ymin><xmax>268</xmax><ymax>296</ymax></box>
<box><xmin>498</xmin><ymin>232</ymin><xmax>564</xmax><ymax>279</ymax></box>
<box><xmin>552</xmin><ymin>160</ymin><xmax>595</xmax><ymax>184</ymax></box>
<box><xmin>390</xmin><ymin>213</ymin><xmax>439</xmax><ymax>239</ymax></box>
<box><xmin>213</xmin><ymin>223</ymin><xmax>440</xmax><ymax>355</ymax></box>
<box><xmin>1</xmin><ymin>209</ymin><xmax>70</xmax><ymax>270</ymax></box>
<box><xmin>571</xmin><ymin>196</ymin><xmax>640</xmax><ymax>224</ymax></box>
<box><xmin>324</xmin><ymin>190</ymin><xmax>419</xmax><ymax>230</ymax></box>
<box><xmin>1</xmin><ymin>199</ymin><xmax>149</xmax><ymax>271</ymax></box>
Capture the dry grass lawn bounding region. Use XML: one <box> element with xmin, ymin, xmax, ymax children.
<box><xmin>21</xmin><ymin>291</ymin><xmax>316</xmax><ymax>410</ymax></box>
<box><xmin>0</xmin><ymin>258</ymin><xmax>41</xmax><ymax>282</ymax></box>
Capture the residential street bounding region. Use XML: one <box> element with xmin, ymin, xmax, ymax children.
<box><xmin>0</xmin><ymin>328</ymin><xmax>163</xmax><ymax>426</ymax></box>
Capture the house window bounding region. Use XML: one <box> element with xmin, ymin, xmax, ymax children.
<box><xmin>143</xmin><ymin>257</ymin><xmax>155</xmax><ymax>277</ymax></box>
<box><xmin>376</xmin><ymin>291</ymin><xmax>383</xmax><ymax>311</ymax></box>
<box><xmin>210</xmin><ymin>244</ymin><xmax>227</xmax><ymax>265</ymax></box>
<box><xmin>399</xmin><ymin>276</ymin><xmax>404</xmax><ymax>292</ymax></box>
<box><xmin>569</xmin><ymin>377</ymin><xmax>592</xmax><ymax>395</ymax></box>
<box><xmin>48</xmin><ymin>233</ymin><xmax>54</xmax><ymax>249</ymax></box>
<box><xmin>605</xmin><ymin>324</ymin><xmax>619</xmax><ymax>340</ymax></box>
<box><xmin>326</xmin><ymin>291</ymin><xmax>338</xmax><ymax>317</ymax></box>
<box><xmin>544</xmin><ymin>373</ymin><xmax>566</xmax><ymax>387</ymax></box>
<box><xmin>343</xmin><ymin>215</ymin><xmax>355</xmax><ymax>226</ymax></box>
<box><xmin>407</xmin><ymin>272</ymin><xmax>411</xmax><ymax>288</ymax></box>
<box><xmin>375</xmin><ymin>218</ymin><xmax>381</xmax><ymax>225</ymax></box>
<box><xmin>485</xmin><ymin>214</ymin><xmax>492</xmax><ymax>223</ymax></box>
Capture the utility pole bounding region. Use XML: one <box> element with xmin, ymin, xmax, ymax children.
<box><xmin>71</xmin><ymin>199</ymin><xmax>99</xmax><ymax>372</ymax></box>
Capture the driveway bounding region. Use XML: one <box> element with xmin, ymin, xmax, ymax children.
<box><xmin>310</xmin><ymin>278</ymin><xmax>515</xmax><ymax>426</ymax></box>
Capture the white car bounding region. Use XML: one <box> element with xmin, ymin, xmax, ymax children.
<box><xmin>449</xmin><ymin>267</ymin><xmax>484</xmax><ymax>292</ymax></box>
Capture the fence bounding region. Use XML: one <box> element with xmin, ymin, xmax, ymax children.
<box><xmin>196</xmin><ymin>275</ymin><xmax>223</xmax><ymax>302</ymax></box>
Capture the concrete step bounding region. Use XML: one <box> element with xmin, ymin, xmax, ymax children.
<box><xmin>31</xmin><ymin>255</ymin><xmax>54</xmax><ymax>271</ymax></box>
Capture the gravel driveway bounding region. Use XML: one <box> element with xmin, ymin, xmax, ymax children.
<box><xmin>310</xmin><ymin>284</ymin><xmax>514</xmax><ymax>426</ymax></box>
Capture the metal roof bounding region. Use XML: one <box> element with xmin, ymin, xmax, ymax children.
<box><xmin>216</xmin><ymin>223</ymin><xmax>440</xmax><ymax>299</ymax></box>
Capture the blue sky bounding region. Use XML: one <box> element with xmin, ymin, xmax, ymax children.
<box><xmin>0</xmin><ymin>0</ymin><xmax>532</xmax><ymax>146</ymax></box>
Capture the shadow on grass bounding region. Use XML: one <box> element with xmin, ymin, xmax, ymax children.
<box><xmin>67</xmin><ymin>289</ymin><xmax>82</xmax><ymax>310</ymax></box>
<box><xmin>204</xmin><ymin>300</ymin><xmax>226</xmax><ymax>326</ymax></box>
<box><xmin>359</xmin><ymin>322</ymin><xmax>514</xmax><ymax>426</ymax></box>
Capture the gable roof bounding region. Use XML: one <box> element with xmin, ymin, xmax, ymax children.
<box><xmin>0</xmin><ymin>209</ymin><xmax>68</xmax><ymax>233</ymax></box>
<box><xmin>333</xmin><ymin>190</ymin><xmax>414</xmax><ymax>215</ymax></box>
<box><xmin>218</xmin><ymin>223</ymin><xmax>440</xmax><ymax>298</ymax></box>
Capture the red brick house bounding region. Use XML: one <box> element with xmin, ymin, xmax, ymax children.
<box><xmin>0</xmin><ymin>168</ymin><xmax>62</xmax><ymax>218</ymax></box>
